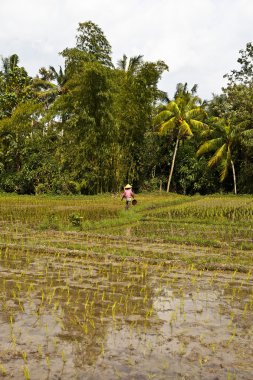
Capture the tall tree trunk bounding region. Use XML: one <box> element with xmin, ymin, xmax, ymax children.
<box><xmin>167</xmin><ymin>137</ymin><xmax>179</xmax><ymax>193</ymax></box>
<box><xmin>231</xmin><ymin>159</ymin><xmax>237</xmax><ymax>195</ymax></box>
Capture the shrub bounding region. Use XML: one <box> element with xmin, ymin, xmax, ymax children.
<box><xmin>140</xmin><ymin>177</ymin><xmax>163</xmax><ymax>192</ymax></box>
<box><xmin>35</xmin><ymin>183</ymin><xmax>49</xmax><ymax>195</ymax></box>
<box><xmin>80</xmin><ymin>179</ymin><xmax>88</xmax><ymax>194</ymax></box>
<box><xmin>69</xmin><ymin>213</ymin><xmax>83</xmax><ymax>227</ymax></box>
<box><xmin>65</xmin><ymin>181</ymin><xmax>80</xmax><ymax>195</ymax></box>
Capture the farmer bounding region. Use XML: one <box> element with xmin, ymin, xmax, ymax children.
<box><xmin>121</xmin><ymin>184</ymin><xmax>135</xmax><ymax>210</ymax></box>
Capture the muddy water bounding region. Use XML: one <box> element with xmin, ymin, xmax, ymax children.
<box><xmin>0</xmin><ymin>249</ymin><xmax>253</xmax><ymax>380</ymax></box>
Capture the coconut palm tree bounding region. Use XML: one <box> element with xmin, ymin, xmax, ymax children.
<box><xmin>48</xmin><ymin>65</ymin><xmax>67</xmax><ymax>93</ymax></box>
<box><xmin>155</xmin><ymin>84</ymin><xmax>207</xmax><ymax>192</ymax></box>
<box><xmin>1</xmin><ymin>54</ymin><xmax>19</xmax><ymax>79</ymax></box>
<box><xmin>0</xmin><ymin>54</ymin><xmax>33</xmax><ymax>118</ymax></box>
<box><xmin>31</xmin><ymin>65</ymin><xmax>68</xmax><ymax>110</ymax></box>
<box><xmin>117</xmin><ymin>54</ymin><xmax>143</xmax><ymax>75</ymax></box>
<box><xmin>196</xmin><ymin>117</ymin><xmax>250</xmax><ymax>194</ymax></box>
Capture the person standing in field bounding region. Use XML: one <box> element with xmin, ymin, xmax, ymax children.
<box><xmin>121</xmin><ymin>184</ymin><xmax>135</xmax><ymax>210</ymax></box>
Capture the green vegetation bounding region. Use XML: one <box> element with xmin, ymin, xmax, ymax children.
<box><xmin>0</xmin><ymin>192</ymin><xmax>252</xmax><ymax>270</ymax></box>
<box><xmin>0</xmin><ymin>22</ymin><xmax>252</xmax><ymax>195</ymax></box>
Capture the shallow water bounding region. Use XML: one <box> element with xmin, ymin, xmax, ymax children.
<box><xmin>0</xmin><ymin>248</ymin><xmax>253</xmax><ymax>379</ymax></box>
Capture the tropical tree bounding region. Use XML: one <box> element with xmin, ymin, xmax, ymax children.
<box><xmin>223</xmin><ymin>42</ymin><xmax>253</xmax><ymax>86</ymax></box>
<box><xmin>155</xmin><ymin>84</ymin><xmax>207</xmax><ymax>192</ymax></box>
<box><xmin>115</xmin><ymin>54</ymin><xmax>168</xmax><ymax>188</ymax></box>
<box><xmin>204</xmin><ymin>42</ymin><xmax>253</xmax><ymax>194</ymax></box>
<box><xmin>196</xmin><ymin>117</ymin><xmax>251</xmax><ymax>194</ymax></box>
<box><xmin>60</xmin><ymin>21</ymin><xmax>113</xmax><ymax>79</ymax></box>
<box><xmin>0</xmin><ymin>100</ymin><xmax>45</xmax><ymax>192</ymax></box>
<box><xmin>0</xmin><ymin>54</ymin><xmax>32</xmax><ymax>118</ymax></box>
<box><xmin>49</xmin><ymin>45</ymin><xmax>116</xmax><ymax>192</ymax></box>
<box><xmin>117</xmin><ymin>54</ymin><xmax>143</xmax><ymax>74</ymax></box>
<box><xmin>75</xmin><ymin>20</ymin><xmax>113</xmax><ymax>67</ymax></box>
<box><xmin>48</xmin><ymin>66</ymin><xmax>67</xmax><ymax>92</ymax></box>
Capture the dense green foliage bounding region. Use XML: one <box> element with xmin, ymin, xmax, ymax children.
<box><xmin>0</xmin><ymin>22</ymin><xmax>252</xmax><ymax>194</ymax></box>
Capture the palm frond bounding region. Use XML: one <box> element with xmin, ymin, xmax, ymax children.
<box><xmin>219</xmin><ymin>159</ymin><xmax>229</xmax><ymax>182</ymax></box>
<box><xmin>160</xmin><ymin>117</ymin><xmax>177</xmax><ymax>134</ymax></box>
<box><xmin>219</xmin><ymin>147</ymin><xmax>231</xmax><ymax>182</ymax></box>
<box><xmin>208</xmin><ymin>143</ymin><xmax>227</xmax><ymax>167</ymax></box>
<box><xmin>200</xmin><ymin>128</ymin><xmax>212</xmax><ymax>138</ymax></box>
<box><xmin>186</xmin><ymin>107</ymin><xmax>205</xmax><ymax>120</ymax></box>
<box><xmin>179</xmin><ymin>120</ymin><xmax>193</xmax><ymax>137</ymax></box>
<box><xmin>153</xmin><ymin>110</ymin><xmax>174</xmax><ymax>126</ymax></box>
<box><xmin>117</xmin><ymin>54</ymin><xmax>128</xmax><ymax>70</ymax></box>
<box><xmin>128</xmin><ymin>55</ymin><xmax>143</xmax><ymax>73</ymax></box>
<box><xmin>241</xmin><ymin>128</ymin><xmax>253</xmax><ymax>137</ymax></box>
<box><xmin>237</xmin><ymin>120</ymin><xmax>252</xmax><ymax>130</ymax></box>
<box><xmin>190</xmin><ymin>119</ymin><xmax>208</xmax><ymax>130</ymax></box>
<box><xmin>209</xmin><ymin>116</ymin><xmax>221</xmax><ymax>124</ymax></box>
<box><xmin>196</xmin><ymin>137</ymin><xmax>223</xmax><ymax>157</ymax></box>
<box><xmin>167</xmin><ymin>101</ymin><xmax>180</xmax><ymax>117</ymax></box>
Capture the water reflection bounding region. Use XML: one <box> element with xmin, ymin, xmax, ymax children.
<box><xmin>0</xmin><ymin>248</ymin><xmax>253</xmax><ymax>379</ymax></box>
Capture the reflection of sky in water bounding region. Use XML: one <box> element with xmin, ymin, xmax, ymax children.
<box><xmin>154</xmin><ymin>288</ymin><xmax>224</xmax><ymax>323</ymax></box>
<box><xmin>0</xmin><ymin>250</ymin><xmax>253</xmax><ymax>379</ymax></box>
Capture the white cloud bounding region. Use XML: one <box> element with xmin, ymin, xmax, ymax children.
<box><xmin>0</xmin><ymin>0</ymin><xmax>252</xmax><ymax>99</ymax></box>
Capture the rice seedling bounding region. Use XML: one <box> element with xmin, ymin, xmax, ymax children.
<box><xmin>22</xmin><ymin>365</ymin><xmax>30</xmax><ymax>380</ymax></box>
<box><xmin>0</xmin><ymin>364</ymin><xmax>7</xmax><ymax>377</ymax></box>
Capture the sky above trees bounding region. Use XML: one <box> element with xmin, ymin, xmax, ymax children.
<box><xmin>0</xmin><ymin>0</ymin><xmax>252</xmax><ymax>100</ymax></box>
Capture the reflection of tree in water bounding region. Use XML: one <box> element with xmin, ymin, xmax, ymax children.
<box><xmin>0</xmin><ymin>249</ymin><xmax>40</xmax><ymax>321</ymax></box>
<box><xmin>2</xmin><ymin>246</ymin><xmax>253</xmax><ymax>379</ymax></box>
<box><xmin>0</xmin><ymin>249</ymin><xmax>163</xmax><ymax>371</ymax></box>
<box><xmin>54</xmin><ymin>258</ymin><xmax>160</xmax><ymax>368</ymax></box>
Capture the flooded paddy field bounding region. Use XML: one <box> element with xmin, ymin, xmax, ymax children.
<box><xmin>1</xmin><ymin>249</ymin><xmax>253</xmax><ymax>380</ymax></box>
<box><xmin>0</xmin><ymin>193</ymin><xmax>253</xmax><ymax>379</ymax></box>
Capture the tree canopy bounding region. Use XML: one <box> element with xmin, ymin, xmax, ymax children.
<box><xmin>0</xmin><ymin>23</ymin><xmax>252</xmax><ymax>195</ymax></box>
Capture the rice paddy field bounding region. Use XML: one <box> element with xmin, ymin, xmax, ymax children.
<box><xmin>0</xmin><ymin>192</ymin><xmax>253</xmax><ymax>380</ymax></box>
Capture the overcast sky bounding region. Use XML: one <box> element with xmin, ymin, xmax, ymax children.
<box><xmin>0</xmin><ymin>0</ymin><xmax>252</xmax><ymax>99</ymax></box>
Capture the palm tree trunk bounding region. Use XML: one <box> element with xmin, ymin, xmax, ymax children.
<box><xmin>167</xmin><ymin>137</ymin><xmax>179</xmax><ymax>193</ymax></box>
<box><xmin>231</xmin><ymin>159</ymin><xmax>237</xmax><ymax>195</ymax></box>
